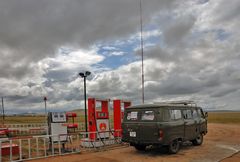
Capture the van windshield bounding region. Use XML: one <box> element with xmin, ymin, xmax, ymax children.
<box><xmin>126</xmin><ymin>110</ymin><xmax>156</xmax><ymax>121</ymax></box>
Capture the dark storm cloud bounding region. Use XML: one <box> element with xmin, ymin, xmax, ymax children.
<box><xmin>1</xmin><ymin>0</ymin><xmax>240</xmax><ymax>112</ymax></box>
<box><xmin>0</xmin><ymin>0</ymin><xmax>176</xmax><ymax>79</ymax></box>
<box><xmin>214</xmin><ymin>0</ymin><xmax>240</xmax><ymax>23</ymax></box>
<box><xmin>163</xmin><ymin>15</ymin><xmax>196</xmax><ymax>46</ymax></box>
<box><xmin>0</xmin><ymin>0</ymin><xmax>176</xmax><ymax>110</ymax></box>
<box><xmin>43</xmin><ymin>69</ymin><xmax>76</xmax><ymax>83</ymax></box>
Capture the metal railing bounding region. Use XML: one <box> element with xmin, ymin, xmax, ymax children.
<box><xmin>0</xmin><ymin>123</ymin><xmax>89</xmax><ymax>136</ymax></box>
<box><xmin>0</xmin><ymin>129</ymin><xmax>124</xmax><ymax>162</ymax></box>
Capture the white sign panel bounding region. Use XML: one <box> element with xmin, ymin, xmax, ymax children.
<box><xmin>96</xmin><ymin>119</ymin><xmax>110</xmax><ymax>138</ymax></box>
<box><xmin>51</xmin><ymin>112</ymin><xmax>66</xmax><ymax>123</ymax></box>
<box><xmin>50</xmin><ymin>123</ymin><xmax>68</xmax><ymax>142</ymax></box>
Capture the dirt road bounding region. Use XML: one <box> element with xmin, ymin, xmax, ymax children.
<box><xmin>29</xmin><ymin>123</ymin><xmax>240</xmax><ymax>162</ymax></box>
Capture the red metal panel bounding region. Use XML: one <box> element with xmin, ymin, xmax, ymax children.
<box><xmin>88</xmin><ymin>98</ymin><xmax>97</xmax><ymax>140</ymax></box>
<box><xmin>124</xmin><ymin>101</ymin><xmax>131</xmax><ymax>109</ymax></box>
<box><xmin>113</xmin><ymin>100</ymin><xmax>121</xmax><ymax>137</ymax></box>
<box><xmin>1</xmin><ymin>143</ymin><xmax>19</xmax><ymax>156</ymax></box>
<box><xmin>113</xmin><ymin>100</ymin><xmax>131</xmax><ymax>137</ymax></box>
<box><xmin>67</xmin><ymin>123</ymin><xmax>78</xmax><ymax>128</ymax></box>
<box><xmin>66</xmin><ymin>112</ymin><xmax>77</xmax><ymax>118</ymax></box>
<box><xmin>87</xmin><ymin>98</ymin><xmax>110</xmax><ymax>140</ymax></box>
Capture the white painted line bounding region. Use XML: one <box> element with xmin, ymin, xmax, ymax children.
<box><xmin>217</xmin><ymin>144</ymin><xmax>239</xmax><ymax>152</ymax></box>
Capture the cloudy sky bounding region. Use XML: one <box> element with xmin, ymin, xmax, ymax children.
<box><xmin>0</xmin><ymin>0</ymin><xmax>240</xmax><ymax>113</ymax></box>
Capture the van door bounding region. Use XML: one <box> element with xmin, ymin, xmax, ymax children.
<box><xmin>164</xmin><ymin>109</ymin><xmax>184</xmax><ymax>144</ymax></box>
<box><xmin>183</xmin><ymin>109</ymin><xmax>196</xmax><ymax>140</ymax></box>
<box><xmin>137</xmin><ymin>110</ymin><xmax>160</xmax><ymax>142</ymax></box>
<box><xmin>197</xmin><ymin>108</ymin><xmax>207</xmax><ymax>134</ymax></box>
<box><xmin>122</xmin><ymin>110</ymin><xmax>159</xmax><ymax>143</ymax></box>
<box><xmin>192</xmin><ymin>109</ymin><xmax>200</xmax><ymax>137</ymax></box>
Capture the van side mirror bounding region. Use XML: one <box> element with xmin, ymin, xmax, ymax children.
<box><xmin>205</xmin><ymin>112</ymin><xmax>208</xmax><ymax>118</ymax></box>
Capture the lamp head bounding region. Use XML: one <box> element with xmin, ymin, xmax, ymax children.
<box><xmin>85</xmin><ymin>71</ymin><xmax>91</xmax><ymax>76</ymax></box>
<box><xmin>79</xmin><ymin>72</ymin><xmax>85</xmax><ymax>77</ymax></box>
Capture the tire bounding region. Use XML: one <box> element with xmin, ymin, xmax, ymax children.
<box><xmin>134</xmin><ymin>145</ymin><xmax>146</xmax><ymax>151</ymax></box>
<box><xmin>192</xmin><ymin>133</ymin><xmax>203</xmax><ymax>146</ymax></box>
<box><xmin>168</xmin><ymin>139</ymin><xmax>180</xmax><ymax>154</ymax></box>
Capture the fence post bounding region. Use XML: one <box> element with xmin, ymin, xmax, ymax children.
<box><xmin>43</xmin><ymin>138</ymin><xmax>47</xmax><ymax>157</ymax></box>
<box><xmin>58</xmin><ymin>135</ymin><xmax>61</xmax><ymax>155</ymax></box>
<box><xmin>19</xmin><ymin>139</ymin><xmax>22</xmax><ymax>160</ymax></box>
<box><xmin>10</xmin><ymin>140</ymin><xmax>13</xmax><ymax>161</ymax></box>
<box><xmin>0</xmin><ymin>140</ymin><xmax>2</xmax><ymax>162</ymax></box>
<box><xmin>36</xmin><ymin>137</ymin><xmax>39</xmax><ymax>157</ymax></box>
<box><xmin>51</xmin><ymin>136</ymin><xmax>54</xmax><ymax>155</ymax></box>
<box><xmin>28</xmin><ymin>138</ymin><xmax>31</xmax><ymax>159</ymax></box>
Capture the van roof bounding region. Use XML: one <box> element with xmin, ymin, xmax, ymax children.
<box><xmin>127</xmin><ymin>103</ymin><xmax>201</xmax><ymax>109</ymax></box>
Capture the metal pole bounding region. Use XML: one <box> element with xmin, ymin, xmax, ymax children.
<box><xmin>140</xmin><ymin>0</ymin><xmax>145</xmax><ymax>104</ymax></box>
<box><xmin>1</xmin><ymin>97</ymin><xmax>4</xmax><ymax>124</ymax></box>
<box><xmin>44</xmin><ymin>97</ymin><xmax>48</xmax><ymax>135</ymax></box>
<box><xmin>84</xmin><ymin>76</ymin><xmax>88</xmax><ymax>133</ymax></box>
<box><xmin>44</xmin><ymin>100</ymin><xmax>47</xmax><ymax>116</ymax></box>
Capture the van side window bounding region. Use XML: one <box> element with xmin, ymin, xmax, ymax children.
<box><xmin>197</xmin><ymin>109</ymin><xmax>205</xmax><ymax>118</ymax></box>
<box><xmin>141</xmin><ymin>111</ymin><xmax>155</xmax><ymax>120</ymax></box>
<box><xmin>170</xmin><ymin>110</ymin><xmax>182</xmax><ymax>120</ymax></box>
<box><xmin>192</xmin><ymin>109</ymin><xmax>198</xmax><ymax>118</ymax></box>
<box><xmin>127</xmin><ymin>111</ymin><xmax>138</xmax><ymax>120</ymax></box>
<box><xmin>183</xmin><ymin>110</ymin><xmax>193</xmax><ymax>119</ymax></box>
<box><xmin>162</xmin><ymin>109</ymin><xmax>170</xmax><ymax>121</ymax></box>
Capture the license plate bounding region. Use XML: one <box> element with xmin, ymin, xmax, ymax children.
<box><xmin>129</xmin><ymin>131</ymin><xmax>136</xmax><ymax>137</ymax></box>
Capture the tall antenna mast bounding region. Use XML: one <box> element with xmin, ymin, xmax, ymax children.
<box><xmin>140</xmin><ymin>0</ymin><xmax>145</xmax><ymax>103</ymax></box>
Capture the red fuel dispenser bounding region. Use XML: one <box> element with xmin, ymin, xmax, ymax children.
<box><xmin>113</xmin><ymin>99</ymin><xmax>131</xmax><ymax>137</ymax></box>
<box><xmin>66</xmin><ymin>112</ymin><xmax>78</xmax><ymax>132</ymax></box>
<box><xmin>88</xmin><ymin>98</ymin><xmax>110</xmax><ymax>140</ymax></box>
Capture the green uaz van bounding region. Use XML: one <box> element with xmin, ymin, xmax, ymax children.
<box><xmin>122</xmin><ymin>101</ymin><xmax>208</xmax><ymax>154</ymax></box>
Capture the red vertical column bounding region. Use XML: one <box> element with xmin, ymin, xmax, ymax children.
<box><xmin>88</xmin><ymin>98</ymin><xmax>97</xmax><ymax>140</ymax></box>
<box><xmin>113</xmin><ymin>99</ymin><xmax>121</xmax><ymax>137</ymax></box>
<box><xmin>101</xmin><ymin>100</ymin><xmax>109</xmax><ymax>115</ymax></box>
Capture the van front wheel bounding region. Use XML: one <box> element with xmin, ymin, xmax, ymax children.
<box><xmin>134</xmin><ymin>145</ymin><xmax>146</xmax><ymax>151</ymax></box>
<box><xmin>192</xmin><ymin>133</ymin><xmax>203</xmax><ymax>146</ymax></box>
<box><xmin>168</xmin><ymin>139</ymin><xmax>180</xmax><ymax>154</ymax></box>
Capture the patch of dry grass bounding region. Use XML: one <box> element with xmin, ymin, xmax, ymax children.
<box><xmin>1</xmin><ymin>111</ymin><xmax>239</xmax><ymax>125</ymax></box>
<box><xmin>208</xmin><ymin>112</ymin><xmax>240</xmax><ymax>124</ymax></box>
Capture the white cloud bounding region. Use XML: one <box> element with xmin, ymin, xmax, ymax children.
<box><xmin>109</xmin><ymin>51</ymin><xmax>126</xmax><ymax>56</ymax></box>
<box><xmin>46</xmin><ymin>48</ymin><xmax>105</xmax><ymax>70</ymax></box>
<box><xmin>1</xmin><ymin>0</ymin><xmax>240</xmax><ymax>113</ymax></box>
<box><xmin>102</xmin><ymin>46</ymin><xmax>118</xmax><ymax>50</ymax></box>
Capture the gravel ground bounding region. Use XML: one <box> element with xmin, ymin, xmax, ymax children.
<box><xmin>29</xmin><ymin>123</ymin><xmax>240</xmax><ymax>162</ymax></box>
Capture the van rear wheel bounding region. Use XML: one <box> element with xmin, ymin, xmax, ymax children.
<box><xmin>134</xmin><ymin>145</ymin><xmax>146</xmax><ymax>151</ymax></box>
<box><xmin>168</xmin><ymin>139</ymin><xmax>180</xmax><ymax>154</ymax></box>
<box><xmin>192</xmin><ymin>133</ymin><xmax>203</xmax><ymax>146</ymax></box>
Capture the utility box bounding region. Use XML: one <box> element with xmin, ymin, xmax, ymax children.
<box><xmin>48</xmin><ymin>112</ymin><xmax>68</xmax><ymax>142</ymax></box>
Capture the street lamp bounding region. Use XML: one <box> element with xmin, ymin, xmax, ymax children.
<box><xmin>43</xmin><ymin>96</ymin><xmax>48</xmax><ymax>135</ymax></box>
<box><xmin>44</xmin><ymin>96</ymin><xmax>47</xmax><ymax>115</ymax></box>
<box><xmin>79</xmin><ymin>71</ymin><xmax>91</xmax><ymax>134</ymax></box>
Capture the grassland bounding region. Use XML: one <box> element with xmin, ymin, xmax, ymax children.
<box><xmin>0</xmin><ymin>114</ymin><xmax>86</xmax><ymax>124</ymax></box>
<box><xmin>1</xmin><ymin>111</ymin><xmax>240</xmax><ymax>125</ymax></box>
<box><xmin>207</xmin><ymin>112</ymin><xmax>240</xmax><ymax>124</ymax></box>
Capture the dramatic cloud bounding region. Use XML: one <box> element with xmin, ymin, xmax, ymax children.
<box><xmin>0</xmin><ymin>0</ymin><xmax>240</xmax><ymax>113</ymax></box>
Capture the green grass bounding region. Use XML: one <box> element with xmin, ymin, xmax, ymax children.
<box><xmin>207</xmin><ymin>112</ymin><xmax>240</xmax><ymax>124</ymax></box>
